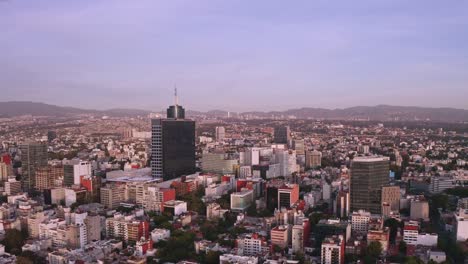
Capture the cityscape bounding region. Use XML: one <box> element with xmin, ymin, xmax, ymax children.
<box><xmin>0</xmin><ymin>94</ymin><xmax>467</xmax><ymax>264</ymax></box>
<box><xmin>1</xmin><ymin>1</ymin><xmax>468</xmax><ymax>264</ymax></box>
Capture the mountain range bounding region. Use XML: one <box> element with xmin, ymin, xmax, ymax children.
<box><xmin>0</xmin><ymin>101</ymin><xmax>467</xmax><ymax>122</ymax></box>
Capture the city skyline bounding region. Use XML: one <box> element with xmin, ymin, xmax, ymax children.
<box><xmin>2</xmin><ymin>0</ymin><xmax>468</xmax><ymax>111</ymax></box>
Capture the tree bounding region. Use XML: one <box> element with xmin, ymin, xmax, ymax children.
<box><xmin>405</xmin><ymin>256</ymin><xmax>424</xmax><ymax>264</ymax></box>
<box><xmin>1</xmin><ymin>229</ymin><xmax>27</xmax><ymax>255</ymax></box>
<box><xmin>384</xmin><ymin>218</ymin><xmax>400</xmax><ymax>243</ymax></box>
<box><xmin>293</xmin><ymin>251</ymin><xmax>305</xmax><ymax>264</ymax></box>
<box><xmin>366</xmin><ymin>241</ymin><xmax>383</xmax><ymax>259</ymax></box>
<box><xmin>272</xmin><ymin>244</ymin><xmax>283</xmax><ymax>253</ymax></box>
<box><xmin>205</xmin><ymin>251</ymin><xmax>221</xmax><ymax>264</ymax></box>
<box><xmin>398</xmin><ymin>241</ymin><xmax>407</xmax><ymax>255</ymax></box>
<box><xmin>17</xmin><ymin>250</ymin><xmax>47</xmax><ymax>264</ymax></box>
<box><xmin>431</xmin><ymin>193</ymin><xmax>448</xmax><ymax>210</ymax></box>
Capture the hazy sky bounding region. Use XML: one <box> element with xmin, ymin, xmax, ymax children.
<box><xmin>1</xmin><ymin>0</ymin><xmax>468</xmax><ymax>111</ymax></box>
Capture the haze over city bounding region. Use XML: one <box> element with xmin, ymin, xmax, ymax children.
<box><xmin>2</xmin><ymin>0</ymin><xmax>468</xmax><ymax>111</ymax></box>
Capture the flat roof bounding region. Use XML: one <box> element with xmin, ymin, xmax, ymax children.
<box><xmin>353</xmin><ymin>156</ymin><xmax>390</xmax><ymax>162</ymax></box>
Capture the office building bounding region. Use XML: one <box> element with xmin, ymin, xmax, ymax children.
<box><xmin>19</xmin><ymin>142</ymin><xmax>48</xmax><ymax>191</ymax></box>
<box><xmin>381</xmin><ymin>186</ymin><xmax>400</xmax><ymax>212</ymax></box>
<box><xmin>271</xmin><ymin>225</ymin><xmax>290</xmax><ymax>248</ymax></box>
<box><xmin>236</xmin><ymin>233</ymin><xmax>268</xmax><ymax>256</ymax></box>
<box><xmin>274</xmin><ymin>126</ymin><xmax>291</xmax><ymax>144</ymax></box>
<box><xmin>314</xmin><ymin>219</ymin><xmax>351</xmax><ymax>247</ymax></box>
<box><xmin>47</xmin><ymin>131</ymin><xmax>57</xmax><ymax>142</ymax></box>
<box><xmin>215</xmin><ymin>126</ymin><xmax>226</xmax><ymax>142</ymax></box>
<box><xmin>85</xmin><ymin>214</ymin><xmax>102</xmax><ymax>242</ymax></box>
<box><xmin>292</xmin><ymin>139</ymin><xmax>305</xmax><ymax>156</ymax></box>
<box><xmin>106</xmin><ymin>215</ymin><xmax>149</xmax><ymax>243</ymax></box>
<box><xmin>151</xmin><ymin>117</ymin><xmax>195</xmax><ymax>180</ymax></box>
<box><xmin>100</xmin><ymin>183</ymin><xmax>126</xmax><ymax>209</ymax></box>
<box><xmin>230</xmin><ymin>189</ymin><xmax>254</xmax><ymax>212</ymax></box>
<box><xmin>163</xmin><ymin>200</ymin><xmax>187</xmax><ymax>216</ymax></box>
<box><xmin>244</xmin><ymin>148</ymin><xmax>260</xmax><ymax>166</ymax></box>
<box><xmin>63</xmin><ymin>159</ymin><xmax>91</xmax><ymax>187</ymax></box>
<box><xmin>151</xmin><ymin>90</ymin><xmax>195</xmax><ymax>180</ymax></box>
<box><xmin>66</xmin><ymin>223</ymin><xmax>87</xmax><ymax>249</ymax></box>
<box><xmin>0</xmin><ymin>154</ymin><xmax>13</xmax><ymax>181</ymax></box>
<box><xmin>239</xmin><ymin>166</ymin><xmax>252</xmax><ymax>178</ymax></box>
<box><xmin>410</xmin><ymin>198</ymin><xmax>429</xmax><ymax>221</ymax></box>
<box><xmin>429</xmin><ymin>177</ymin><xmax>455</xmax><ymax>194</ymax></box>
<box><xmin>4</xmin><ymin>178</ymin><xmax>21</xmax><ymax>195</ymax></box>
<box><xmin>403</xmin><ymin>221</ymin><xmax>419</xmax><ymax>245</ymax></box>
<box><xmin>35</xmin><ymin>166</ymin><xmax>64</xmax><ymax>191</ymax></box>
<box><xmin>292</xmin><ymin>225</ymin><xmax>305</xmax><ymax>253</ymax></box>
<box><xmin>305</xmin><ymin>150</ymin><xmax>322</xmax><ymax>169</ymax></box>
<box><xmin>201</xmin><ymin>152</ymin><xmax>238</xmax><ymax>174</ymax></box>
<box><xmin>350</xmin><ymin>156</ymin><xmax>389</xmax><ymax>214</ymax></box>
<box><xmin>351</xmin><ymin>210</ymin><xmax>371</xmax><ymax>235</ymax></box>
<box><xmin>142</xmin><ymin>186</ymin><xmax>175</xmax><ymax>212</ymax></box>
<box><xmin>334</xmin><ymin>191</ymin><xmax>350</xmax><ymax>218</ymax></box>
<box><xmin>321</xmin><ymin>235</ymin><xmax>345</xmax><ymax>264</ymax></box>
<box><xmin>278</xmin><ymin>184</ymin><xmax>299</xmax><ymax>209</ymax></box>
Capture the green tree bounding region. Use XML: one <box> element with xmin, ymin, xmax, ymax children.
<box><xmin>1</xmin><ymin>229</ymin><xmax>27</xmax><ymax>255</ymax></box>
<box><xmin>398</xmin><ymin>241</ymin><xmax>407</xmax><ymax>255</ymax></box>
<box><xmin>431</xmin><ymin>193</ymin><xmax>449</xmax><ymax>210</ymax></box>
<box><xmin>366</xmin><ymin>241</ymin><xmax>383</xmax><ymax>259</ymax></box>
<box><xmin>405</xmin><ymin>256</ymin><xmax>424</xmax><ymax>264</ymax></box>
<box><xmin>17</xmin><ymin>250</ymin><xmax>47</xmax><ymax>264</ymax></box>
<box><xmin>272</xmin><ymin>244</ymin><xmax>283</xmax><ymax>253</ymax></box>
<box><xmin>205</xmin><ymin>251</ymin><xmax>221</xmax><ymax>264</ymax></box>
<box><xmin>384</xmin><ymin>218</ymin><xmax>400</xmax><ymax>243</ymax></box>
<box><xmin>293</xmin><ymin>251</ymin><xmax>305</xmax><ymax>264</ymax></box>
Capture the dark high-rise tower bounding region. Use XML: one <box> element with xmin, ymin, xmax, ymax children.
<box><xmin>19</xmin><ymin>142</ymin><xmax>48</xmax><ymax>192</ymax></box>
<box><xmin>166</xmin><ymin>87</ymin><xmax>185</xmax><ymax>119</ymax></box>
<box><xmin>151</xmin><ymin>89</ymin><xmax>196</xmax><ymax>180</ymax></box>
<box><xmin>350</xmin><ymin>156</ymin><xmax>389</xmax><ymax>214</ymax></box>
<box><xmin>274</xmin><ymin>126</ymin><xmax>291</xmax><ymax>144</ymax></box>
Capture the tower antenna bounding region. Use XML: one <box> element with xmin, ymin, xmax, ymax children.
<box><xmin>174</xmin><ymin>85</ymin><xmax>178</xmax><ymax>106</ymax></box>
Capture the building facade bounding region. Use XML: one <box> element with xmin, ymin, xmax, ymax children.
<box><xmin>350</xmin><ymin>156</ymin><xmax>389</xmax><ymax>214</ymax></box>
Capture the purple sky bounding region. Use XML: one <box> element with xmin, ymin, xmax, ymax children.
<box><xmin>1</xmin><ymin>0</ymin><xmax>468</xmax><ymax>111</ymax></box>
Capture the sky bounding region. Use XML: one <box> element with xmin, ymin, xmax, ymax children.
<box><xmin>1</xmin><ymin>0</ymin><xmax>468</xmax><ymax>112</ymax></box>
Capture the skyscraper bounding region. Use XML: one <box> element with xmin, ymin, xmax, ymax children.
<box><xmin>215</xmin><ymin>126</ymin><xmax>225</xmax><ymax>142</ymax></box>
<box><xmin>151</xmin><ymin>90</ymin><xmax>196</xmax><ymax>180</ymax></box>
<box><xmin>19</xmin><ymin>142</ymin><xmax>48</xmax><ymax>192</ymax></box>
<box><xmin>166</xmin><ymin>87</ymin><xmax>185</xmax><ymax>119</ymax></box>
<box><xmin>350</xmin><ymin>156</ymin><xmax>389</xmax><ymax>214</ymax></box>
<box><xmin>274</xmin><ymin>126</ymin><xmax>291</xmax><ymax>144</ymax></box>
<box><xmin>306</xmin><ymin>150</ymin><xmax>322</xmax><ymax>169</ymax></box>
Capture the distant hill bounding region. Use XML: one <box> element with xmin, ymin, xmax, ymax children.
<box><xmin>243</xmin><ymin>105</ymin><xmax>468</xmax><ymax>122</ymax></box>
<box><xmin>0</xmin><ymin>101</ymin><xmax>151</xmax><ymax>117</ymax></box>
<box><xmin>0</xmin><ymin>101</ymin><xmax>467</xmax><ymax>122</ymax></box>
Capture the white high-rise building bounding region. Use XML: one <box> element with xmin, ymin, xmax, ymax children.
<box><xmin>455</xmin><ymin>208</ymin><xmax>468</xmax><ymax>241</ymax></box>
<box><xmin>244</xmin><ymin>148</ymin><xmax>260</xmax><ymax>166</ymax></box>
<box><xmin>236</xmin><ymin>234</ymin><xmax>268</xmax><ymax>256</ymax></box>
<box><xmin>239</xmin><ymin>166</ymin><xmax>252</xmax><ymax>178</ymax></box>
<box><xmin>323</xmin><ymin>182</ymin><xmax>331</xmax><ymax>201</ymax></box>
<box><xmin>292</xmin><ymin>225</ymin><xmax>304</xmax><ymax>253</ymax></box>
<box><xmin>63</xmin><ymin>159</ymin><xmax>92</xmax><ymax>186</ymax></box>
<box><xmin>321</xmin><ymin>235</ymin><xmax>344</xmax><ymax>264</ymax></box>
<box><xmin>351</xmin><ymin>210</ymin><xmax>371</xmax><ymax>235</ymax></box>
<box><xmin>215</xmin><ymin>126</ymin><xmax>226</xmax><ymax>142</ymax></box>
<box><xmin>403</xmin><ymin>221</ymin><xmax>419</xmax><ymax>245</ymax></box>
